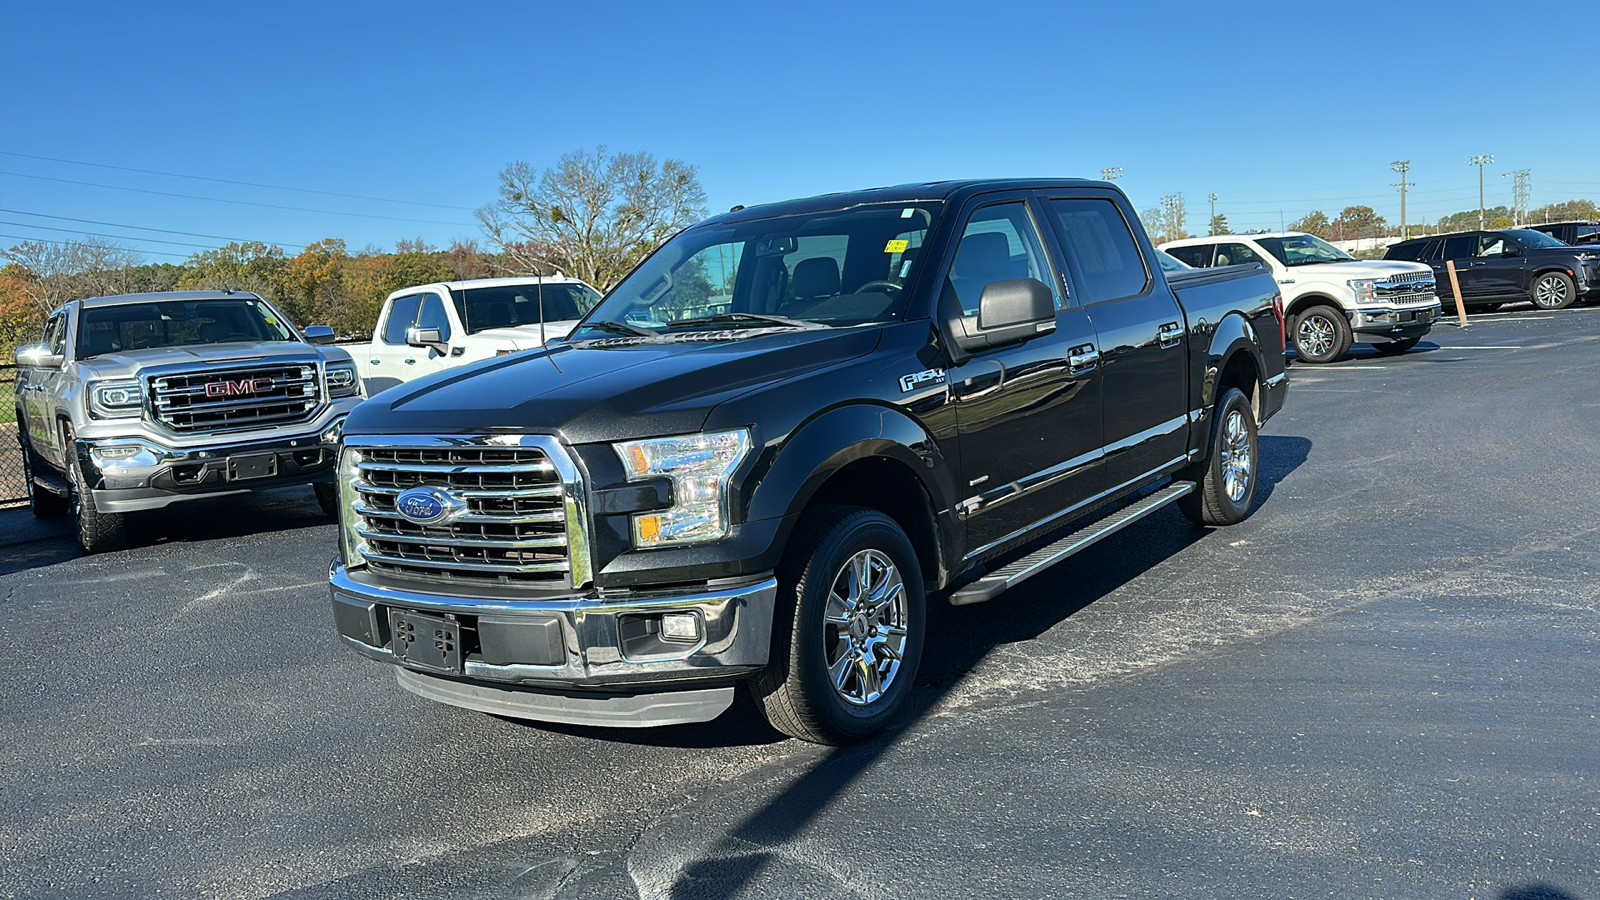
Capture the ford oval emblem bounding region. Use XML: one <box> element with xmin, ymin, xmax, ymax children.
<box><xmin>394</xmin><ymin>486</ymin><xmax>464</xmax><ymax>525</ymax></box>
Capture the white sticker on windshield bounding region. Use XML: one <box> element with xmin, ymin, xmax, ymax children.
<box><xmin>900</xmin><ymin>260</ymin><xmax>913</xmax><ymax>278</ymax></box>
<box><xmin>901</xmin><ymin>208</ymin><xmax>915</xmax><ymax>218</ymax></box>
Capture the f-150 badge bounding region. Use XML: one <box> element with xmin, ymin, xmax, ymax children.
<box><xmin>899</xmin><ymin>368</ymin><xmax>946</xmax><ymax>392</ymax></box>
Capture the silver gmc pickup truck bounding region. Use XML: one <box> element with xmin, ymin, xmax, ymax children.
<box><xmin>13</xmin><ymin>290</ymin><xmax>364</xmax><ymax>552</ymax></box>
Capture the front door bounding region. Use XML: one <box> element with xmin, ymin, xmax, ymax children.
<box><xmin>945</xmin><ymin>196</ymin><xmax>1104</xmax><ymax>555</ymax></box>
<box><xmin>1043</xmin><ymin>194</ymin><xmax>1190</xmax><ymax>488</ymax></box>
<box><xmin>364</xmin><ymin>293</ymin><xmax>425</xmax><ymax>395</ymax></box>
<box><xmin>1469</xmin><ymin>233</ymin><xmax>1526</xmax><ymax>298</ymax></box>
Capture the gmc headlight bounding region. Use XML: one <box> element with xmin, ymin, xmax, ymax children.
<box><xmin>616</xmin><ymin>429</ymin><xmax>752</xmax><ymax>547</ymax></box>
<box><xmin>337</xmin><ymin>446</ymin><xmax>365</xmax><ymax>565</ymax></box>
<box><xmin>1347</xmin><ymin>279</ymin><xmax>1378</xmax><ymax>303</ymax></box>
<box><xmin>326</xmin><ymin>362</ymin><xmax>360</xmax><ymax>398</ymax></box>
<box><xmin>89</xmin><ymin>379</ymin><xmax>143</xmax><ymax>418</ymax></box>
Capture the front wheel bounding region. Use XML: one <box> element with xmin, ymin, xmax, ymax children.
<box><xmin>1531</xmin><ymin>272</ymin><xmax>1576</xmax><ymax>310</ymax></box>
<box><xmin>750</xmin><ymin>507</ymin><xmax>925</xmax><ymax>744</ymax></box>
<box><xmin>1292</xmin><ymin>305</ymin><xmax>1352</xmax><ymax>364</ymax></box>
<box><xmin>1178</xmin><ymin>387</ymin><xmax>1259</xmax><ymax>527</ymax></box>
<box><xmin>1372</xmin><ymin>337</ymin><xmax>1422</xmax><ymax>355</ymax></box>
<box><xmin>64</xmin><ymin>426</ymin><xmax>127</xmax><ymax>553</ymax></box>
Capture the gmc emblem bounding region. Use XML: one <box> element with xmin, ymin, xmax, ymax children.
<box><xmin>205</xmin><ymin>378</ymin><xmax>274</xmax><ymax>398</ymax></box>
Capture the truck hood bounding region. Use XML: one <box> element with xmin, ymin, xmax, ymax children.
<box><xmin>1287</xmin><ymin>259</ymin><xmax>1432</xmax><ymax>280</ymax></box>
<box><xmin>345</xmin><ymin>326</ymin><xmax>883</xmax><ymax>444</ymax></box>
<box><xmin>73</xmin><ymin>341</ymin><xmax>344</xmax><ymax>379</ymax></box>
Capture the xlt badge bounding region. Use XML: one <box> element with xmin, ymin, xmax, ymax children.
<box><xmin>899</xmin><ymin>368</ymin><xmax>947</xmax><ymax>393</ymax></box>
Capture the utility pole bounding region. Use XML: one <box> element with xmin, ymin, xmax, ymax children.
<box><xmin>1469</xmin><ymin>154</ymin><xmax>1493</xmax><ymax>229</ymax></box>
<box><xmin>1391</xmin><ymin>159</ymin><xmax>1411</xmax><ymax>240</ymax></box>
<box><xmin>1100</xmin><ymin>166</ymin><xmax>1122</xmax><ymax>182</ymax></box>
<box><xmin>1503</xmin><ymin>169</ymin><xmax>1530</xmax><ymax>226</ymax></box>
<box><xmin>1208</xmin><ymin>192</ymin><xmax>1218</xmax><ymax>234</ymax></box>
<box><xmin>1160</xmin><ymin>193</ymin><xmax>1185</xmax><ymax>242</ymax></box>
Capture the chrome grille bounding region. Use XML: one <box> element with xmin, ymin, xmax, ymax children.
<box><xmin>352</xmin><ymin>444</ymin><xmax>574</xmax><ymax>586</ymax></box>
<box><xmin>1385</xmin><ymin>271</ymin><xmax>1432</xmax><ymax>284</ymax></box>
<box><xmin>150</xmin><ymin>364</ymin><xmax>320</xmax><ymax>432</ymax></box>
<box><xmin>1375</xmin><ymin>276</ymin><xmax>1437</xmax><ymax>300</ymax></box>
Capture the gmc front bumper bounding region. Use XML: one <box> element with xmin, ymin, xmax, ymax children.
<box><xmin>328</xmin><ymin>562</ymin><xmax>778</xmax><ymax>727</ymax></box>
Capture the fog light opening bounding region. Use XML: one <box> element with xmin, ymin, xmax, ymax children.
<box><xmin>661</xmin><ymin>612</ymin><xmax>702</xmax><ymax>643</ymax></box>
<box><xmin>93</xmin><ymin>445</ymin><xmax>140</xmax><ymax>460</ymax></box>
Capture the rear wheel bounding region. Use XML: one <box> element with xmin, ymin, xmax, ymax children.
<box><xmin>63</xmin><ymin>425</ymin><xmax>127</xmax><ymax>554</ymax></box>
<box><xmin>1292</xmin><ymin>304</ymin><xmax>1351</xmax><ymax>364</ymax></box>
<box><xmin>1372</xmin><ymin>336</ymin><xmax>1421</xmax><ymax>355</ymax></box>
<box><xmin>1531</xmin><ymin>272</ymin><xmax>1576</xmax><ymax>310</ymax></box>
<box><xmin>18</xmin><ymin>427</ymin><xmax>67</xmax><ymax>519</ymax></box>
<box><xmin>1178</xmin><ymin>387</ymin><xmax>1259</xmax><ymax>527</ymax></box>
<box><xmin>750</xmin><ymin>506</ymin><xmax>925</xmax><ymax>745</ymax></box>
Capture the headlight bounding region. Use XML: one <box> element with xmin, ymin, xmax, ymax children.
<box><xmin>337</xmin><ymin>446</ymin><xmax>364</xmax><ymax>565</ymax></box>
<box><xmin>1347</xmin><ymin>279</ymin><xmax>1377</xmax><ymax>303</ymax></box>
<box><xmin>326</xmin><ymin>363</ymin><xmax>360</xmax><ymax>398</ymax></box>
<box><xmin>89</xmin><ymin>378</ymin><xmax>143</xmax><ymax>418</ymax></box>
<box><xmin>616</xmin><ymin>429</ymin><xmax>752</xmax><ymax>547</ymax></box>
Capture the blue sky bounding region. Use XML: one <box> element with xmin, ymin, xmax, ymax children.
<box><xmin>3</xmin><ymin>0</ymin><xmax>1595</xmax><ymax>262</ymax></box>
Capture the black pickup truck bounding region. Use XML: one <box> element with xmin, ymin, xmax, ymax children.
<box><xmin>328</xmin><ymin>179</ymin><xmax>1288</xmax><ymax>743</ymax></box>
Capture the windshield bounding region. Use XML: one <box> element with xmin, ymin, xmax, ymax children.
<box><xmin>452</xmin><ymin>282</ymin><xmax>602</xmax><ymax>334</ymax></box>
<box><xmin>1254</xmin><ymin>234</ymin><xmax>1355</xmax><ymax>266</ymax></box>
<box><xmin>77</xmin><ymin>298</ymin><xmax>297</xmax><ymax>357</ymax></box>
<box><xmin>1508</xmin><ymin>229</ymin><xmax>1569</xmax><ymax>249</ymax></box>
<box><xmin>576</xmin><ymin>202</ymin><xmax>943</xmax><ymax>335</ymax></box>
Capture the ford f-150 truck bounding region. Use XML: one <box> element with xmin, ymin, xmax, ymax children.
<box><xmin>13</xmin><ymin>290</ymin><xmax>362</xmax><ymax>552</ymax></box>
<box><xmin>328</xmin><ymin>179</ymin><xmax>1288</xmax><ymax>743</ymax></box>
<box><xmin>1162</xmin><ymin>231</ymin><xmax>1441</xmax><ymax>363</ymax></box>
<box><xmin>348</xmin><ymin>276</ymin><xmax>603</xmax><ymax>396</ymax></box>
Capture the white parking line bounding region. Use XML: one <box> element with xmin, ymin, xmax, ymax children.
<box><xmin>1449</xmin><ymin>346</ymin><xmax>1523</xmax><ymax>350</ymax></box>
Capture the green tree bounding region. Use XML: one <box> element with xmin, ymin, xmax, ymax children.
<box><xmin>1436</xmin><ymin>206</ymin><xmax>1512</xmax><ymax>232</ymax></box>
<box><xmin>1526</xmin><ymin>199</ymin><xmax>1599</xmax><ymax>224</ymax></box>
<box><xmin>180</xmin><ymin>241</ymin><xmax>289</xmax><ymax>303</ymax></box>
<box><xmin>1208</xmin><ymin>213</ymin><xmax>1229</xmax><ymax>236</ymax></box>
<box><xmin>478</xmin><ymin>146</ymin><xmax>708</xmax><ymax>290</ymax></box>
<box><xmin>1288</xmin><ymin>210</ymin><xmax>1332</xmax><ymax>238</ymax></box>
<box><xmin>1331</xmin><ymin>205</ymin><xmax>1387</xmax><ymax>239</ymax></box>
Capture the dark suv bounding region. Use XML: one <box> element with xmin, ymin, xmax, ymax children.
<box><xmin>1385</xmin><ymin>228</ymin><xmax>1600</xmax><ymax>311</ymax></box>
<box><xmin>1525</xmin><ymin>221</ymin><xmax>1600</xmax><ymax>247</ymax></box>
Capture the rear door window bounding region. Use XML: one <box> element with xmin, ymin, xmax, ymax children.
<box><xmin>1047</xmin><ymin>198</ymin><xmax>1151</xmax><ymax>302</ymax></box>
<box><xmin>1441</xmin><ymin>236</ymin><xmax>1476</xmax><ymax>260</ymax></box>
<box><xmin>1165</xmin><ymin>245</ymin><xmax>1213</xmax><ymax>268</ymax></box>
<box><xmin>1212</xmin><ymin>242</ymin><xmax>1267</xmax><ymax>268</ymax></box>
<box><xmin>382</xmin><ymin>294</ymin><xmax>423</xmax><ymax>344</ymax></box>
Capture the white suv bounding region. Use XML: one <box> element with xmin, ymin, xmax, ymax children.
<box><xmin>1161</xmin><ymin>232</ymin><xmax>1442</xmax><ymax>363</ymax></box>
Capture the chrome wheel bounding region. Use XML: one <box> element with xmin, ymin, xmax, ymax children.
<box><xmin>1533</xmin><ymin>274</ymin><xmax>1570</xmax><ymax>309</ymax></box>
<box><xmin>1219</xmin><ymin>409</ymin><xmax>1253</xmax><ymax>503</ymax></box>
<box><xmin>821</xmin><ymin>548</ymin><xmax>908</xmax><ymax>707</ymax></box>
<box><xmin>1296</xmin><ymin>315</ymin><xmax>1335</xmax><ymax>357</ymax></box>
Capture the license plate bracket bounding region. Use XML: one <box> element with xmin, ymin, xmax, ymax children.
<box><xmin>227</xmin><ymin>453</ymin><xmax>278</xmax><ymax>481</ymax></box>
<box><xmin>390</xmin><ymin>608</ymin><xmax>462</xmax><ymax>673</ymax></box>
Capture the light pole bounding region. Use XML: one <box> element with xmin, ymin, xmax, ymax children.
<box><xmin>1100</xmin><ymin>166</ymin><xmax>1122</xmax><ymax>182</ymax></box>
<box><xmin>1391</xmin><ymin>160</ymin><xmax>1411</xmax><ymax>239</ymax></box>
<box><xmin>1208</xmin><ymin>193</ymin><xmax>1218</xmax><ymax>234</ymax></box>
<box><xmin>1469</xmin><ymin>154</ymin><xmax>1493</xmax><ymax>229</ymax></box>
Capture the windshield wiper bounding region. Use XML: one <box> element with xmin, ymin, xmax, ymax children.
<box><xmin>580</xmin><ymin>319</ymin><xmax>658</xmax><ymax>338</ymax></box>
<box><xmin>666</xmin><ymin>312</ymin><xmax>827</xmax><ymax>330</ymax></box>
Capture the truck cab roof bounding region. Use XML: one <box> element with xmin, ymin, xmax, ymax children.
<box><xmin>75</xmin><ymin>290</ymin><xmax>263</xmax><ymax>310</ymax></box>
<box><xmin>704</xmin><ymin>178</ymin><xmax>1116</xmax><ymax>225</ymax></box>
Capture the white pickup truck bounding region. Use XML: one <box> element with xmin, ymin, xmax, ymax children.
<box><xmin>1161</xmin><ymin>232</ymin><xmax>1442</xmax><ymax>363</ymax></box>
<box><xmin>347</xmin><ymin>276</ymin><xmax>603</xmax><ymax>395</ymax></box>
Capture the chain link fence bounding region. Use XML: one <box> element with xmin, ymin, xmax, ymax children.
<box><xmin>2</xmin><ymin>365</ymin><xmax>26</xmax><ymax>507</ymax></box>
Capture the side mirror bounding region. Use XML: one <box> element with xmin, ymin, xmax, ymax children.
<box><xmin>949</xmin><ymin>278</ymin><xmax>1057</xmax><ymax>353</ymax></box>
<box><xmin>1502</xmin><ymin>246</ymin><xmax>1521</xmax><ymax>258</ymax></box>
<box><xmin>14</xmin><ymin>343</ymin><xmax>63</xmax><ymax>369</ymax></box>
<box><xmin>303</xmin><ymin>325</ymin><xmax>336</xmax><ymax>345</ymax></box>
<box><xmin>406</xmin><ymin>325</ymin><xmax>447</xmax><ymax>353</ymax></box>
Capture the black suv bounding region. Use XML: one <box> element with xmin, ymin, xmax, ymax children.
<box><xmin>1526</xmin><ymin>221</ymin><xmax>1600</xmax><ymax>247</ymax></box>
<box><xmin>1385</xmin><ymin>228</ymin><xmax>1600</xmax><ymax>311</ymax></box>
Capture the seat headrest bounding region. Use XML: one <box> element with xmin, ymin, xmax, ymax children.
<box><xmin>479</xmin><ymin>302</ymin><xmax>514</xmax><ymax>328</ymax></box>
<box><xmin>792</xmin><ymin>257</ymin><xmax>840</xmax><ymax>299</ymax></box>
<box><xmin>953</xmin><ymin>232</ymin><xmax>1013</xmax><ymax>282</ymax></box>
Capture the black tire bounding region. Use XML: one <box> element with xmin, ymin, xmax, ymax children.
<box><xmin>63</xmin><ymin>425</ymin><xmax>128</xmax><ymax>554</ymax></box>
<box><xmin>749</xmin><ymin>506</ymin><xmax>925</xmax><ymax>745</ymax></box>
<box><xmin>313</xmin><ymin>482</ymin><xmax>340</xmax><ymax>518</ymax></box>
<box><xmin>1178</xmin><ymin>387</ymin><xmax>1259</xmax><ymax>527</ymax></box>
<box><xmin>1471</xmin><ymin>302</ymin><xmax>1503</xmax><ymax>313</ymax></box>
<box><xmin>1292</xmin><ymin>304</ymin><xmax>1352</xmax><ymax>364</ymax></box>
<box><xmin>1372</xmin><ymin>337</ymin><xmax>1421</xmax><ymax>355</ymax></box>
<box><xmin>17</xmin><ymin>427</ymin><xmax>67</xmax><ymax>519</ymax></box>
<box><xmin>1531</xmin><ymin>271</ymin><xmax>1577</xmax><ymax>310</ymax></box>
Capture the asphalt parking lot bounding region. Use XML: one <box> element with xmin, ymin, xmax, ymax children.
<box><xmin>2</xmin><ymin>307</ymin><xmax>1598</xmax><ymax>900</ymax></box>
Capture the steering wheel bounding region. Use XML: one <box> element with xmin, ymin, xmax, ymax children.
<box><xmin>855</xmin><ymin>280</ymin><xmax>902</xmax><ymax>295</ymax></box>
<box><xmin>218</xmin><ymin>332</ymin><xmax>254</xmax><ymax>341</ymax></box>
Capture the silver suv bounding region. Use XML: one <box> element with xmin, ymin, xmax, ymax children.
<box><xmin>13</xmin><ymin>290</ymin><xmax>363</xmax><ymax>552</ymax></box>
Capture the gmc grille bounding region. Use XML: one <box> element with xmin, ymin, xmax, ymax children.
<box><xmin>351</xmin><ymin>444</ymin><xmax>577</xmax><ymax>587</ymax></box>
<box><xmin>150</xmin><ymin>365</ymin><xmax>321</xmax><ymax>433</ymax></box>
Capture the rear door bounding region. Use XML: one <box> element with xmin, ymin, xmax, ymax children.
<box><xmin>1435</xmin><ymin>235</ymin><xmax>1479</xmax><ymax>300</ymax></box>
<box><xmin>943</xmin><ymin>193</ymin><xmax>1105</xmax><ymax>554</ymax></box>
<box><xmin>1042</xmin><ymin>192</ymin><xmax>1190</xmax><ymax>489</ymax></box>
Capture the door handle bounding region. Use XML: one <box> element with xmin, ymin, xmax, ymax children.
<box><xmin>1068</xmin><ymin>345</ymin><xmax>1100</xmax><ymax>375</ymax></box>
<box><xmin>404</xmin><ymin>359</ymin><xmax>416</xmax><ymax>365</ymax></box>
<box><xmin>1158</xmin><ymin>322</ymin><xmax>1183</xmax><ymax>348</ymax></box>
<box><xmin>370</xmin><ymin>359</ymin><xmax>380</xmax><ymax>365</ymax></box>
<box><xmin>1469</xmin><ymin>261</ymin><xmax>1487</xmax><ymax>267</ymax></box>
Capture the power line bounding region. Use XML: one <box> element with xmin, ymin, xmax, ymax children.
<box><xmin>0</xmin><ymin>150</ymin><xmax>476</xmax><ymax>211</ymax></box>
<box><xmin>0</xmin><ymin>171</ymin><xmax>476</xmax><ymax>226</ymax></box>
<box><xmin>0</xmin><ymin>232</ymin><xmax>191</xmax><ymax>260</ymax></box>
<box><xmin>0</xmin><ymin>207</ymin><xmax>304</xmax><ymax>249</ymax></box>
<box><xmin>0</xmin><ymin>220</ymin><xmax>226</xmax><ymax>250</ymax></box>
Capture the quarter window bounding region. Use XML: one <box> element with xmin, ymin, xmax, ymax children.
<box><xmin>1048</xmin><ymin>199</ymin><xmax>1150</xmax><ymax>302</ymax></box>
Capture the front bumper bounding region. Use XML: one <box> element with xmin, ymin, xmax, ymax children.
<box><xmin>1351</xmin><ymin>301</ymin><xmax>1441</xmax><ymax>338</ymax></box>
<box><xmin>328</xmin><ymin>562</ymin><xmax>778</xmax><ymax>726</ymax></box>
<box><xmin>78</xmin><ymin>419</ymin><xmax>346</xmax><ymax>513</ymax></box>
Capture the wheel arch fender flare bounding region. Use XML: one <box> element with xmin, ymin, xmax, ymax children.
<box><xmin>1200</xmin><ymin>311</ymin><xmax>1268</xmax><ymax>414</ymax></box>
<box><xmin>1284</xmin><ymin>292</ymin><xmax>1346</xmax><ymax>321</ymax></box>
